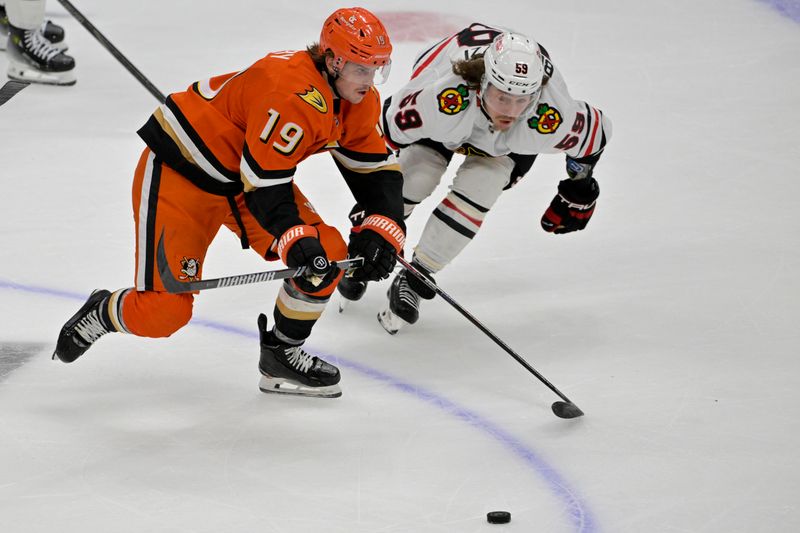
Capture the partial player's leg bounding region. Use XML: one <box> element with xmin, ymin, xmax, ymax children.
<box><xmin>231</xmin><ymin>188</ymin><xmax>348</xmax><ymax>398</ymax></box>
<box><xmin>0</xmin><ymin>1</ymin><xmax>66</xmax><ymax>51</ymax></box>
<box><xmin>53</xmin><ymin>149</ymin><xmax>228</xmax><ymax>362</ymax></box>
<box><xmin>4</xmin><ymin>0</ymin><xmax>74</xmax><ymax>85</ymax></box>
<box><xmin>53</xmin><ymin>288</ymin><xmax>127</xmax><ymax>363</ymax></box>
<box><xmin>379</xmin><ymin>154</ymin><xmax>516</xmax><ymax>334</ymax></box>
<box><xmin>378</xmin><ymin>265</ymin><xmax>436</xmax><ymax>334</ymax></box>
<box><xmin>397</xmin><ymin>141</ymin><xmax>453</xmax><ymax>219</ymax></box>
<box><xmin>256</xmin><ymin>306</ymin><xmax>343</xmax><ymax>398</ymax></box>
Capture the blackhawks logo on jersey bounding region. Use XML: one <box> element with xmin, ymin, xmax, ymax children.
<box><xmin>437</xmin><ymin>84</ymin><xmax>470</xmax><ymax>115</ymax></box>
<box><xmin>528</xmin><ymin>103</ymin><xmax>562</xmax><ymax>134</ymax></box>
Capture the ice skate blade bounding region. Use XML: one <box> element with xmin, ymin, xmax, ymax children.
<box><xmin>7</xmin><ymin>64</ymin><xmax>76</xmax><ymax>86</ymax></box>
<box><xmin>258</xmin><ymin>375</ymin><xmax>342</xmax><ymax>398</ymax></box>
<box><xmin>377</xmin><ymin>308</ymin><xmax>408</xmax><ymax>335</ymax></box>
<box><xmin>337</xmin><ymin>286</ymin><xmax>366</xmax><ymax>313</ymax></box>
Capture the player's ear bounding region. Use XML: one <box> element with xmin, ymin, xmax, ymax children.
<box><xmin>324</xmin><ymin>55</ymin><xmax>336</xmax><ymax>76</ymax></box>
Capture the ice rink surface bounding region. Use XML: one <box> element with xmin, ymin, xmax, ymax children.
<box><xmin>1</xmin><ymin>1</ymin><xmax>799</xmax><ymax>531</ymax></box>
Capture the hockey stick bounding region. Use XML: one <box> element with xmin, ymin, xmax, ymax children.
<box><xmin>0</xmin><ymin>81</ymin><xmax>30</xmax><ymax>107</ymax></box>
<box><xmin>156</xmin><ymin>232</ymin><xmax>363</xmax><ymax>294</ymax></box>
<box><xmin>56</xmin><ymin>0</ymin><xmax>166</xmax><ymax>102</ymax></box>
<box><xmin>396</xmin><ymin>256</ymin><xmax>584</xmax><ymax>419</ymax></box>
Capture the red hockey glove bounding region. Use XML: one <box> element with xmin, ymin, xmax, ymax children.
<box><xmin>540</xmin><ymin>177</ymin><xmax>599</xmax><ymax>234</ymax></box>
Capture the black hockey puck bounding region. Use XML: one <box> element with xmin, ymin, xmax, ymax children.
<box><xmin>487</xmin><ymin>511</ymin><xmax>511</xmax><ymax>524</ymax></box>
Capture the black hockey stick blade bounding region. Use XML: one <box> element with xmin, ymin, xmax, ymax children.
<box><xmin>156</xmin><ymin>230</ymin><xmax>363</xmax><ymax>293</ymax></box>
<box><xmin>551</xmin><ymin>401</ymin><xmax>584</xmax><ymax>419</ymax></box>
<box><xmin>0</xmin><ymin>81</ymin><xmax>30</xmax><ymax>107</ymax></box>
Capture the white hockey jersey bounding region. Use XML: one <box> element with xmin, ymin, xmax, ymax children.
<box><xmin>383</xmin><ymin>23</ymin><xmax>611</xmax><ymax>161</ymax></box>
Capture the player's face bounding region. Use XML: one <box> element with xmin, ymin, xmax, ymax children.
<box><xmin>329</xmin><ymin>59</ymin><xmax>391</xmax><ymax>104</ymax></box>
<box><xmin>334</xmin><ymin>68</ymin><xmax>374</xmax><ymax>104</ymax></box>
<box><xmin>482</xmin><ymin>84</ymin><xmax>534</xmax><ymax>131</ymax></box>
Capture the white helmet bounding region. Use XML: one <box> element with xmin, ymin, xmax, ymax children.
<box><xmin>482</xmin><ymin>32</ymin><xmax>544</xmax><ymax>97</ymax></box>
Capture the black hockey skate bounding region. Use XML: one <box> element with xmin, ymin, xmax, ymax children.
<box><xmin>7</xmin><ymin>24</ymin><xmax>75</xmax><ymax>85</ymax></box>
<box><xmin>377</xmin><ymin>269</ymin><xmax>421</xmax><ymax>335</ymax></box>
<box><xmin>257</xmin><ymin>314</ymin><xmax>341</xmax><ymax>398</ymax></box>
<box><xmin>40</xmin><ymin>20</ymin><xmax>66</xmax><ymax>50</ymax></box>
<box><xmin>336</xmin><ymin>275</ymin><xmax>367</xmax><ymax>312</ymax></box>
<box><xmin>53</xmin><ymin>289</ymin><xmax>116</xmax><ymax>363</ymax></box>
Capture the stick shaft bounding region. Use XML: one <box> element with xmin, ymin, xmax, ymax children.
<box><xmin>396</xmin><ymin>256</ymin><xmax>575</xmax><ymax>405</ymax></box>
<box><xmin>57</xmin><ymin>0</ymin><xmax>166</xmax><ymax>102</ymax></box>
<box><xmin>157</xmin><ymin>232</ymin><xmax>362</xmax><ymax>293</ymax></box>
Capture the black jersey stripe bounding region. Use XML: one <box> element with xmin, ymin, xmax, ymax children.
<box><xmin>242</xmin><ymin>142</ymin><xmax>296</xmax><ymax>181</ymax></box>
<box><xmin>164</xmin><ymin>97</ymin><xmax>239</xmax><ymax>182</ymax></box>
<box><xmin>334</xmin><ymin>145</ymin><xmax>394</xmax><ymax>163</ymax></box>
<box><xmin>412</xmin><ymin>36</ymin><xmax>448</xmax><ymax>71</ymax></box>
<box><xmin>144</xmin><ymin>158</ymin><xmax>162</xmax><ymax>291</ymax></box>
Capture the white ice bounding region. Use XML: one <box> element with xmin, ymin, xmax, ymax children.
<box><xmin>1</xmin><ymin>1</ymin><xmax>799</xmax><ymax>532</ymax></box>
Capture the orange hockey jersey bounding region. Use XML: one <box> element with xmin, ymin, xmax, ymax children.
<box><xmin>138</xmin><ymin>50</ymin><xmax>402</xmax><ymax>237</ymax></box>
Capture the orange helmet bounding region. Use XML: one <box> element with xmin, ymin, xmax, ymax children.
<box><xmin>320</xmin><ymin>7</ymin><xmax>392</xmax><ymax>70</ymax></box>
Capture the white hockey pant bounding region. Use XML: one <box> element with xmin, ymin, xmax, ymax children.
<box><xmin>4</xmin><ymin>0</ymin><xmax>45</xmax><ymax>30</ymax></box>
<box><xmin>400</xmin><ymin>145</ymin><xmax>516</xmax><ymax>273</ymax></box>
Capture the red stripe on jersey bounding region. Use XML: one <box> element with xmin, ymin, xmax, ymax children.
<box><xmin>582</xmin><ymin>108</ymin><xmax>601</xmax><ymax>158</ymax></box>
<box><xmin>384</xmin><ymin>135</ymin><xmax>400</xmax><ymax>151</ymax></box>
<box><xmin>442</xmin><ymin>198</ymin><xmax>483</xmax><ymax>227</ymax></box>
<box><xmin>411</xmin><ymin>35</ymin><xmax>457</xmax><ymax>80</ymax></box>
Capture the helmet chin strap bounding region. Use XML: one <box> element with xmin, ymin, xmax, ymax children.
<box><xmin>327</xmin><ymin>71</ymin><xmax>343</xmax><ymax>98</ymax></box>
<box><xmin>323</xmin><ymin>59</ymin><xmax>343</xmax><ymax>98</ymax></box>
<box><xmin>477</xmin><ymin>90</ymin><xmax>492</xmax><ymax>122</ymax></box>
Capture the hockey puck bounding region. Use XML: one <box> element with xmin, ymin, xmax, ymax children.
<box><xmin>487</xmin><ymin>511</ymin><xmax>511</xmax><ymax>524</ymax></box>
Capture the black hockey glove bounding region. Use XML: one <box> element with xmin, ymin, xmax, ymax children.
<box><xmin>348</xmin><ymin>215</ymin><xmax>405</xmax><ymax>282</ymax></box>
<box><xmin>541</xmin><ymin>177</ymin><xmax>599</xmax><ymax>234</ymax></box>
<box><xmin>278</xmin><ymin>225</ymin><xmax>339</xmax><ymax>293</ymax></box>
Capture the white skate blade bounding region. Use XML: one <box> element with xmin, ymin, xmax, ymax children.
<box><xmin>377</xmin><ymin>308</ymin><xmax>408</xmax><ymax>335</ymax></box>
<box><xmin>338</xmin><ymin>296</ymin><xmax>350</xmax><ymax>313</ymax></box>
<box><xmin>7</xmin><ymin>61</ymin><xmax>76</xmax><ymax>86</ymax></box>
<box><xmin>258</xmin><ymin>375</ymin><xmax>342</xmax><ymax>398</ymax></box>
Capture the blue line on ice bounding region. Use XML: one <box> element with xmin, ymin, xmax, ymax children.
<box><xmin>758</xmin><ymin>0</ymin><xmax>800</xmax><ymax>22</ymax></box>
<box><xmin>2</xmin><ymin>280</ymin><xmax>597</xmax><ymax>532</ymax></box>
